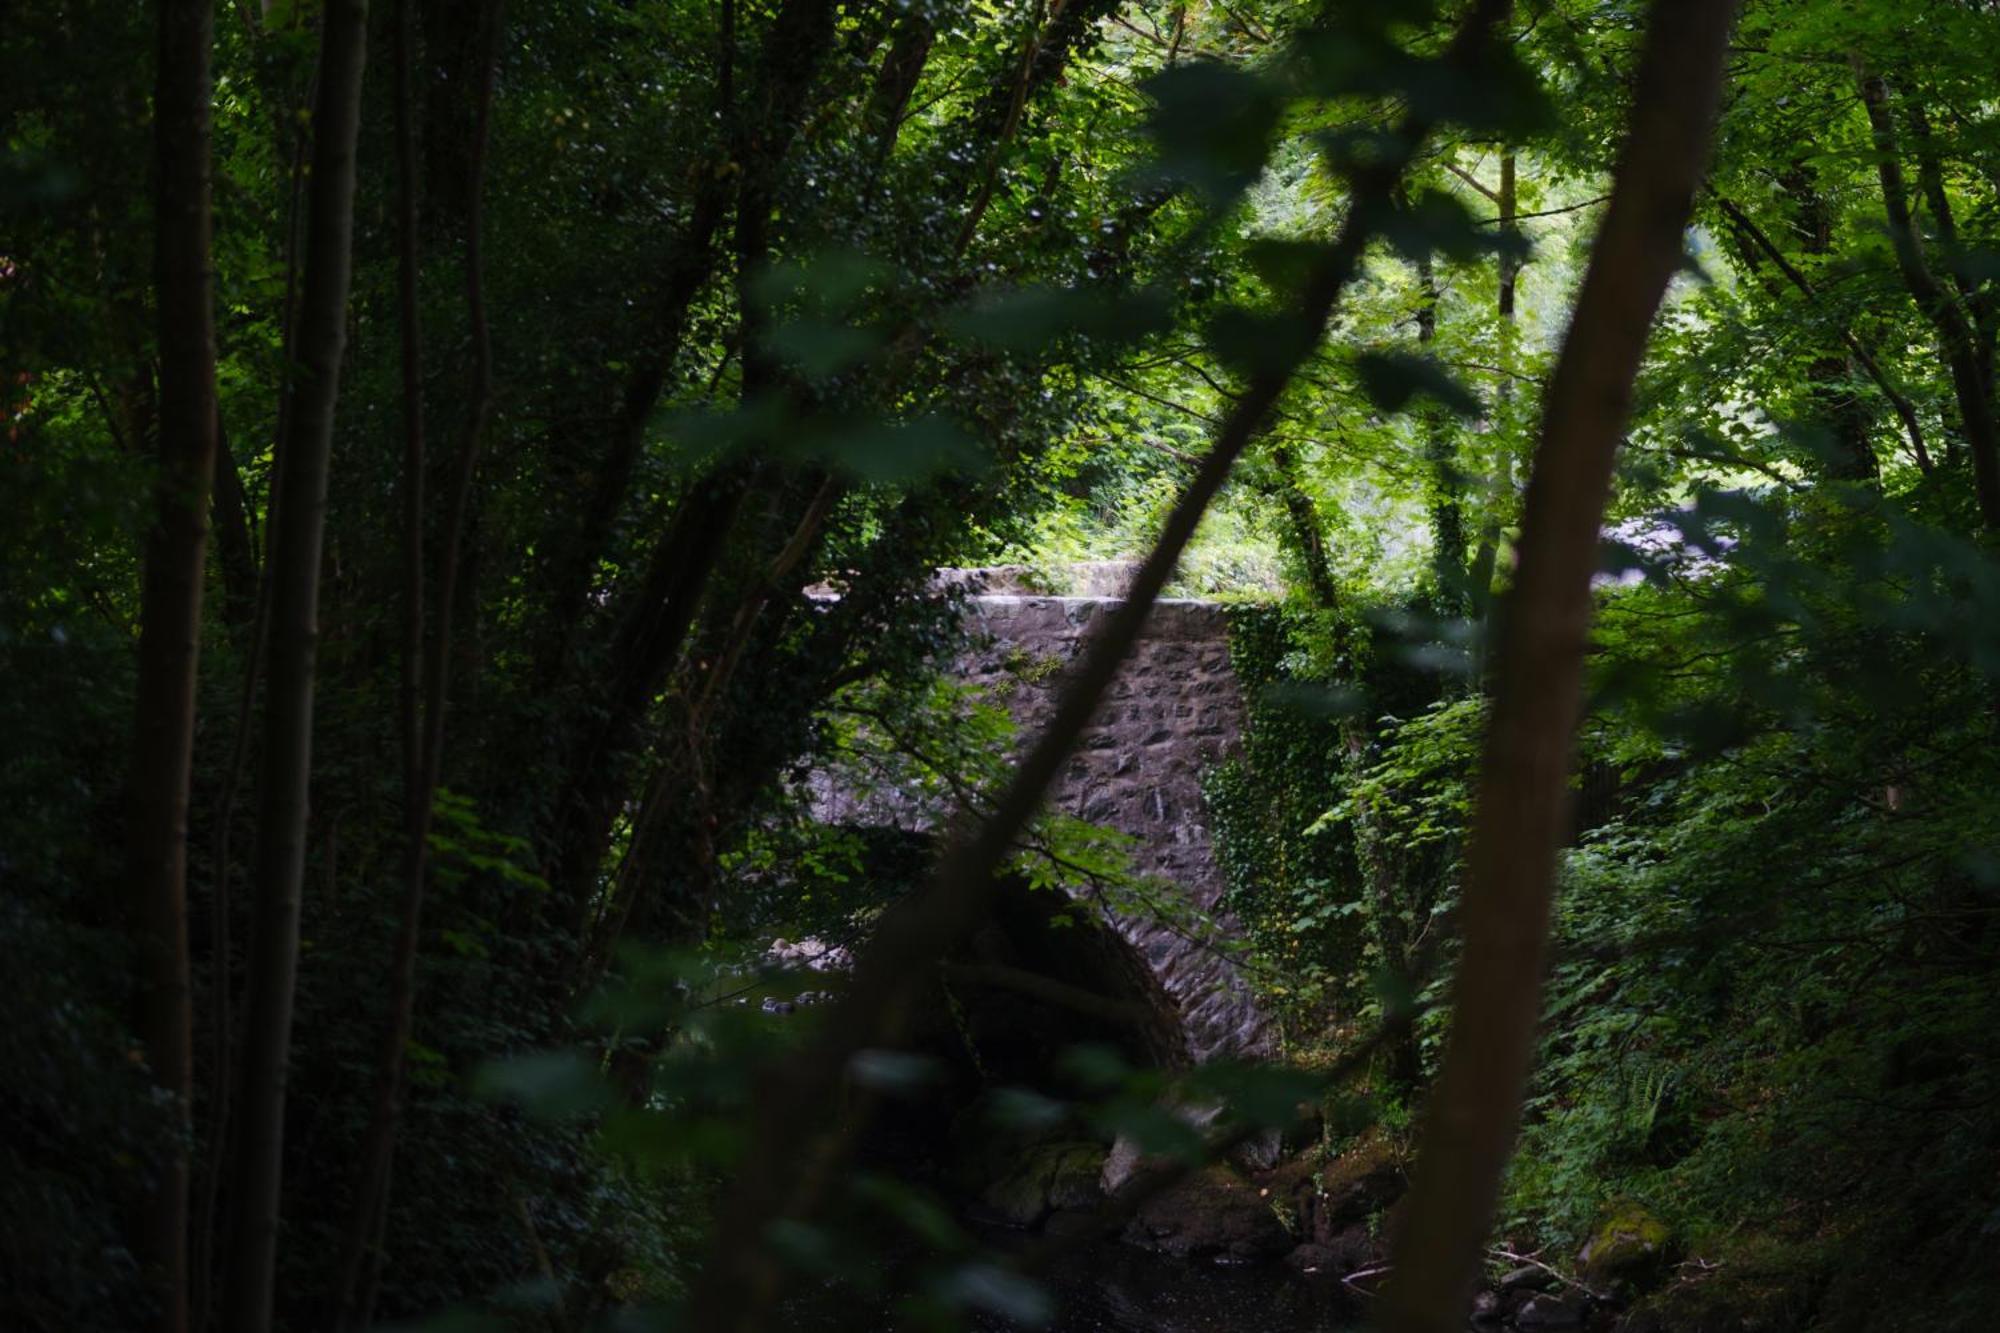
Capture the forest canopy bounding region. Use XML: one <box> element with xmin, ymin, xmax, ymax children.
<box><xmin>4</xmin><ymin>1</ymin><xmax>1999</xmax><ymax>1331</ymax></box>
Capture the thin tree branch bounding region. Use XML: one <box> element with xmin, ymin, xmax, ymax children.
<box><xmin>1712</xmin><ymin>190</ymin><xmax>1931</xmax><ymax>470</ymax></box>
<box><xmin>1444</xmin><ymin>158</ymin><xmax>1501</xmax><ymax>202</ymax></box>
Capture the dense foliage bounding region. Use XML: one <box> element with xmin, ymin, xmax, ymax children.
<box><xmin>5</xmin><ymin>0</ymin><xmax>2000</xmax><ymax>1330</ymax></box>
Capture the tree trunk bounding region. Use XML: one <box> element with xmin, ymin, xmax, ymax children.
<box><xmin>1417</xmin><ymin>253</ymin><xmax>1467</xmax><ymax>610</ymax></box>
<box><xmin>543</xmin><ymin>0</ymin><xmax>839</xmax><ymax>915</ymax></box>
<box><xmin>1468</xmin><ymin>151</ymin><xmax>1518</xmax><ymax>630</ymax></box>
<box><xmin>1379</xmin><ymin>4</ymin><xmax>1737</xmax><ymax>1330</ymax></box>
<box><xmin>221</xmin><ymin>2</ymin><xmax>369</xmax><ymax>1328</ymax></box>
<box><xmin>1855</xmin><ymin>63</ymin><xmax>2000</xmax><ymax>526</ymax></box>
<box><xmin>1270</xmin><ymin>444</ymin><xmax>1340</xmax><ymax>610</ymax></box>
<box><xmin>329</xmin><ymin>0</ymin><xmax>504</xmax><ymax>1323</ymax></box>
<box><xmin>862</xmin><ymin>8</ymin><xmax>933</xmax><ymax>158</ymax></box>
<box><xmin>127</xmin><ymin>2</ymin><xmax>220</xmax><ymax>1326</ymax></box>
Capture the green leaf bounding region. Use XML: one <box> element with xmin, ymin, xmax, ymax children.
<box><xmin>470</xmin><ymin>1052</ymin><xmax>613</xmax><ymax>1119</ymax></box>
<box><xmin>945</xmin><ymin>285</ymin><xmax>1171</xmax><ymax>351</ymax></box>
<box><xmin>1383</xmin><ymin>188</ymin><xmax>1529</xmax><ymax>264</ymax></box>
<box><xmin>747</xmin><ymin>248</ymin><xmax>892</xmax><ymax>315</ymax></box>
<box><xmin>1208</xmin><ymin>306</ymin><xmax>1320</xmax><ymax>376</ymax></box>
<box><xmin>801</xmin><ymin>415</ymin><xmax>986</xmax><ymax>484</ymax></box>
<box><xmin>1055</xmin><ymin>1042</ymin><xmax>1133</xmax><ymax>1092</ymax></box>
<box><xmin>1094</xmin><ymin>1101</ymin><xmax>1206</xmax><ymax>1161</ymax></box>
<box><xmin>1141</xmin><ymin>62</ymin><xmax>1283</xmax><ymax>202</ymax></box>
<box><xmin>1353</xmin><ymin>351</ymin><xmax>1481</xmax><ymax>417</ymax></box>
<box><xmin>1244</xmin><ymin>239</ymin><xmax>1333</xmax><ymax>300</ymax></box>
<box><xmin>1190</xmin><ymin>1061</ymin><xmax>1325</xmax><ymax>1130</ymax></box>
<box><xmin>764</xmin><ymin>318</ymin><xmax>884</xmax><ymax>380</ymax></box>
<box><xmin>985</xmin><ymin>1086</ymin><xmax>1069</xmax><ymax>1133</ymax></box>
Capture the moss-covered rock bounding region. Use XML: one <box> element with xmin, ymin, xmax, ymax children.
<box><xmin>975</xmin><ymin>1141</ymin><xmax>1107</xmax><ymax>1229</ymax></box>
<box><xmin>1579</xmin><ymin>1198</ymin><xmax>1674</xmax><ymax>1292</ymax></box>
<box><xmin>1310</xmin><ymin>1130</ymin><xmax>1406</xmax><ymax>1242</ymax></box>
<box><xmin>1124</xmin><ymin>1163</ymin><xmax>1292</xmax><ymax>1261</ymax></box>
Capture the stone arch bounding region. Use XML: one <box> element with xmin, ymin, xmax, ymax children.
<box><xmin>810</xmin><ymin>569</ymin><xmax>1273</xmax><ymax>1077</ymax></box>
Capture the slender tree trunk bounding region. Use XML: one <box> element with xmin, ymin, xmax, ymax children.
<box><xmin>1905</xmin><ymin>101</ymin><xmax>1990</xmax><ymax>354</ymax></box>
<box><xmin>221</xmin><ymin>2</ymin><xmax>369</xmax><ymax>1328</ymax></box>
<box><xmin>1379</xmin><ymin>5</ymin><xmax>1737</xmax><ymax>1330</ymax></box>
<box><xmin>544</xmin><ymin>0</ymin><xmax>838</xmax><ymax>915</ymax></box>
<box><xmin>327</xmin><ymin>0</ymin><xmax>505</xmax><ymax>1324</ymax></box>
<box><xmin>1468</xmin><ymin>151</ymin><xmax>1517</xmax><ymax>629</ymax></box>
<box><xmin>1270</xmin><ymin>444</ymin><xmax>1340</xmax><ymax>610</ymax></box>
<box><xmin>1496</xmin><ymin>152</ymin><xmax>1518</xmax><ymax>321</ymax></box>
<box><xmin>128</xmin><ymin>2</ymin><xmax>220</xmax><ymax>1327</ymax></box>
<box><xmin>549</xmin><ymin>466</ymin><xmax>751</xmax><ymax>917</ymax></box>
<box><xmin>862</xmin><ymin>7</ymin><xmax>933</xmax><ymax>158</ymax></box>
<box><xmin>1417</xmin><ymin>254</ymin><xmax>1467</xmax><ymax>610</ymax></box>
<box><xmin>684</xmin><ymin>8</ymin><xmax>1517</xmax><ymax>1328</ymax></box>
<box><xmin>1779</xmin><ymin>168</ymin><xmax>1880</xmax><ymax>482</ymax></box>
<box><xmin>1855</xmin><ymin>63</ymin><xmax>2000</xmax><ymax>526</ymax></box>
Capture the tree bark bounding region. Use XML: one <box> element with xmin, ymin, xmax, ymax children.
<box><xmin>1497</xmin><ymin>152</ymin><xmax>1518</xmax><ymax>320</ymax></box>
<box><xmin>543</xmin><ymin>0</ymin><xmax>838</xmax><ymax>915</ymax></box>
<box><xmin>1379</xmin><ymin>4</ymin><xmax>1738</xmax><ymax>1330</ymax></box>
<box><xmin>1783</xmin><ymin>168</ymin><xmax>1880</xmax><ymax>483</ymax></box>
<box><xmin>221</xmin><ymin>2</ymin><xmax>369</xmax><ymax>1328</ymax></box>
<box><xmin>683</xmin><ymin>7</ymin><xmax>1518</xmax><ymax>1328</ymax></box>
<box><xmin>128</xmin><ymin>1</ymin><xmax>220</xmax><ymax>1326</ymax></box>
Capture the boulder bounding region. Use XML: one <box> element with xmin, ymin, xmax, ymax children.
<box><xmin>1320</xmin><ymin>1223</ymin><xmax>1380</xmax><ymax>1275</ymax></box>
<box><xmin>977</xmin><ymin>1166</ymin><xmax>1053</xmax><ymax>1229</ymax></box>
<box><xmin>1045</xmin><ymin>1142</ymin><xmax>1108</xmax><ymax>1211</ymax></box>
<box><xmin>1579</xmin><ymin>1198</ymin><xmax>1674</xmax><ymax>1292</ymax></box>
<box><xmin>1281</xmin><ymin>1104</ymin><xmax>1325</xmax><ymax>1155</ymax></box>
<box><xmin>1501</xmin><ymin>1264</ymin><xmax>1558</xmax><ymax>1293</ymax></box>
<box><xmin>1516</xmin><ymin>1291</ymin><xmax>1590</xmax><ymax>1328</ymax></box>
<box><xmin>1310</xmin><ymin>1132</ymin><xmax>1406</xmax><ymax>1242</ymax></box>
<box><xmin>1124</xmin><ymin>1163</ymin><xmax>1291</xmax><ymax>1261</ymax></box>
<box><xmin>1470</xmin><ymin>1289</ymin><xmax>1503</xmax><ymax>1324</ymax></box>
<box><xmin>975</xmin><ymin>1141</ymin><xmax>1107</xmax><ymax>1229</ymax></box>
<box><xmin>1044</xmin><ymin>1208</ymin><xmax>1113</xmax><ymax>1241</ymax></box>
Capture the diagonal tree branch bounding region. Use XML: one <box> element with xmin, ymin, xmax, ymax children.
<box><xmin>1712</xmin><ymin>190</ymin><xmax>1931</xmax><ymax>471</ymax></box>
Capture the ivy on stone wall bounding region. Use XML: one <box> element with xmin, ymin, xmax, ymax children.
<box><xmin>1205</xmin><ymin>605</ymin><xmax>1371</xmax><ymax>1036</ymax></box>
<box><xmin>1206</xmin><ymin>602</ymin><xmax>1477</xmax><ymax>1079</ymax></box>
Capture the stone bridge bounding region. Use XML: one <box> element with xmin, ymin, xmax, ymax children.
<box><xmin>816</xmin><ymin>564</ymin><xmax>1272</xmax><ymax>1073</ymax></box>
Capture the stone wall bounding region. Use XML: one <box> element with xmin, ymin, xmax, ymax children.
<box><xmin>814</xmin><ymin>568</ymin><xmax>1272</xmax><ymax>1069</ymax></box>
<box><xmin>957</xmin><ymin>593</ymin><xmax>1270</xmax><ymax>1066</ymax></box>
